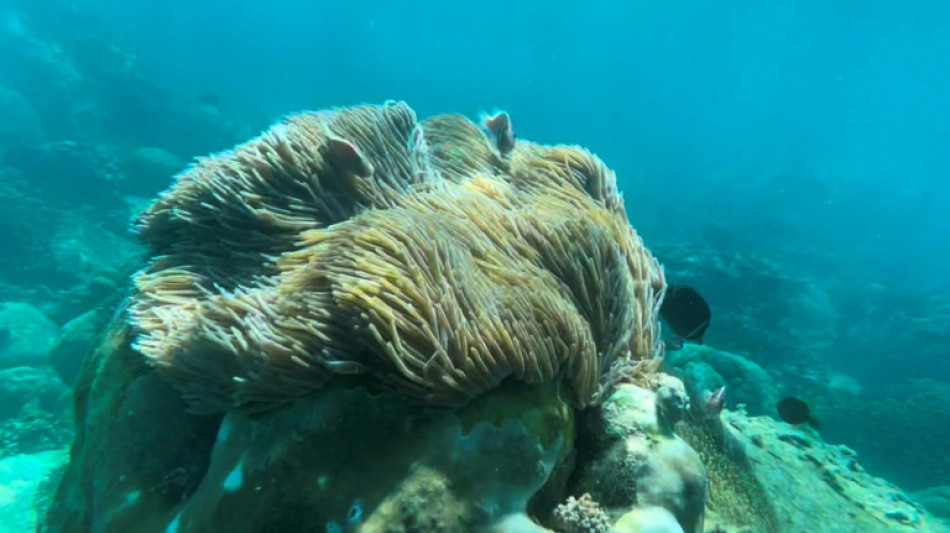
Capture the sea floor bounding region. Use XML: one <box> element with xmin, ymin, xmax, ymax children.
<box><xmin>0</xmin><ymin>448</ymin><xmax>67</xmax><ymax>532</ymax></box>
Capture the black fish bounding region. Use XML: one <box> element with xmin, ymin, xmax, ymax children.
<box><xmin>659</xmin><ymin>285</ymin><xmax>711</xmax><ymax>343</ymax></box>
<box><xmin>198</xmin><ymin>92</ymin><xmax>221</xmax><ymax>108</ymax></box>
<box><xmin>776</xmin><ymin>397</ymin><xmax>820</xmax><ymax>428</ymax></box>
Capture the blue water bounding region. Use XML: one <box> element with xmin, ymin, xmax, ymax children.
<box><xmin>92</xmin><ymin>0</ymin><xmax>950</xmax><ymax>284</ymax></box>
<box><xmin>1</xmin><ymin>0</ymin><xmax>949</xmax><ymax>530</ymax></box>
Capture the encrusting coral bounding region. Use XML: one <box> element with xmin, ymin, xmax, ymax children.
<box><xmin>127</xmin><ymin>101</ymin><xmax>666</xmax><ymax>414</ymax></box>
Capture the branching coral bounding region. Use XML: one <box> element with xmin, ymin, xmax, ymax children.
<box><xmin>552</xmin><ymin>493</ymin><xmax>611</xmax><ymax>533</ymax></box>
<box><xmin>128</xmin><ymin>101</ymin><xmax>665</xmax><ymax>414</ymax></box>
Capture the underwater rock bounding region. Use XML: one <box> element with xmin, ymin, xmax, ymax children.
<box><xmin>2</xmin><ymin>141</ymin><xmax>125</xmax><ymax>212</ymax></box>
<box><xmin>0</xmin><ymin>85</ymin><xmax>44</xmax><ymax>149</ymax></box>
<box><xmin>652</xmin><ymin>242</ymin><xmax>837</xmax><ymax>372</ymax></box>
<box><xmin>0</xmin><ymin>366</ymin><xmax>67</xmax><ymax>422</ymax></box>
<box><xmin>0</xmin><ymin>1</ymin><xmax>241</xmax><ymax>154</ymax></box>
<box><xmin>48</xmin><ymin>219</ymin><xmax>140</xmax><ymax>294</ymax></box>
<box><xmin>0</xmin><ymin>449</ymin><xmax>68</xmax><ymax>532</ymax></box>
<box><xmin>0</xmin><ymin>302</ymin><xmax>58</xmax><ymax>370</ymax></box>
<box><xmin>43</xmin><ymin>325</ymin><xmax>219</xmax><ymax>533</ymax></box>
<box><xmin>493</xmin><ymin>513</ymin><xmax>557</xmax><ymax>532</ymax></box>
<box><xmin>823</xmin><ymin>378</ymin><xmax>950</xmax><ymax>492</ymax></box>
<box><xmin>0</xmin><ymin>366</ymin><xmax>71</xmax><ymax>457</ymax></box>
<box><xmin>710</xmin><ymin>410</ymin><xmax>946</xmax><ymax>532</ymax></box>
<box><xmin>115</xmin><ymin>146</ymin><xmax>185</xmax><ymax>197</ymax></box>
<box><xmin>612</xmin><ymin>506</ymin><xmax>684</xmax><ymax>533</ymax></box>
<box><xmin>48</xmin><ymin>307</ymin><xmax>112</xmax><ymax>385</ymax></box>
<box><xmin>0</xmin><ymin>164</ymin><xmax>140</xmax><ymax>294</ymax></box>
<box><xmin>663</xmin><ymin>344</ymin><xmax>778</xmax><ymax>418</ymax></box>
<box><xmin>0</xmin><ymin>169</ymin><xmax>75</xmax><ymax>287</ymax></box>
<box><xmin>912</xmin><ymin>486</ymin><xmax>950</xmax><ymax>520</ymax></box>
<box><xmin>43</xmin><ymin>321</ymin><xmax>575</xmax><ymax>533</ymax></box>
<box><xmin>570</xmin><ymin>380</ymin><xmax>707</xmax><ymax>533</ymax></box>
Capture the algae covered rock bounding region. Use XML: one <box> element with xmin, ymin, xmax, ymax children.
<box><xmin>613</xmin><ymin>506</ymin><xmax>684</xmax><ymax>533</ymax></box>
<box><xmin>0</xmin><ymin>85</ymin><xmax>44</xmax><ymax>149</ymax></box>
<box><xmin>48</xmin><ymin>308</ymin><xmax>113</xmax><ymax>386</ymax></box>
<box><xmin>663</xmin><ymin>344</ymin><xmax>779</xmax><ymax>417</ymax></box>
<box><xmin>0</xmin><ymin>302</ymin><xmax>59</xmax><ymax>370</ymax></box>
<box><xmin>43</xmin><ymin>321</ymin><xmax>574</xmax><ymax>533</ymax></box>
<box><xmin>571</xmin><ymin>380</ymin><xmax>707</xmax><ymax>533</ymax></box>
<box><xmin>0</xmin><ymin>449</ymin><xmax>68</xmax><ymax>533</ymax></box>
<box><xmin>707</xmin><ymin>411</ymin><xmax>947</xmax><ymax>533</ymax></box>
<box><xmin>0</xmin><ymin>366</ymin><xmax>71</xmax><ymax>457</ymax></box>
<box><xmin>115</xmin><ymin>146</ymin><xmax>184</xmax><ymax>197</ymax></box>
<box><xmin>912</xmin><ymin>486</ymin><xmax>950</xmax><ymax>520</ymax></box>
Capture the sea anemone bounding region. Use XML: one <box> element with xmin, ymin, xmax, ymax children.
<box><xmin>128</xmin><ymin>101</ymin><xmax>665</xmax><ymax>414</ymax></box>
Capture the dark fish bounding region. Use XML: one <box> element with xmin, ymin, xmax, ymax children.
<box><xmin>198</xmin><ymin>92</ymin><xmax>220</xmax><ymax>108</ymax></box>
<box><xmin>659</xmin><ymin>285</ymin><xmax>711</xmax><ymax>343</ymax></box>
<box><xmin>776</xmin><ymin>396</ymin><xmax>820</xmax><ymax>428</ymax></box>
<box><xmin>480</xmin><ymin>110</ymin><xmax>516</xmax><ymax>156</ymax></box>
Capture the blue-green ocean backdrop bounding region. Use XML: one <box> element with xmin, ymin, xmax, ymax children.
<box><xmin>0</xmin><ymin>0</ymin><xmax>948</xmax><ymax>527</ymax></box>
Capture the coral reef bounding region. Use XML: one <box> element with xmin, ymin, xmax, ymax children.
<box><xmin>0</xmin><ymin>85</ymin><xmax>44</xmax><ymax>148</ymax></box>
<box><xmin>43</xmin><ymin>103</ymin><xmax>673</xmax><ymax>533</ymax></box>
<box><xmin>823</xmin><ymin>378</ymin><xmax>950</xmax><ymax>491</ymax></box>
<box><xmin>832</xmin><ymin>285</ymin><xmax>950</xmax><ymax>386</ymax></box>
<box><xmin>115</xmin><ymin>146</ymin><xmax>185</xmax><ymax>197</ymax></box>
<box><xmin>676</xmin><ymin>414</ymin><xmax>778</xmax><ymax>532</ymax></box>
<box><xmin>0</xmin><ymin>366</ymin><xmax>71</xmax><ymax>457</ymax></box>
<box><xmin>3</xmin><ymin>141</ymin><xmax>125</xmax><ymax>212</ymax></box>
<box><xmin>652</xmin><ymin>242</ymin><xmax>837</xmax><ymax>371</ymax></box>
<box><xmin>912</xmin><ymin>486</ymin><xmax>950</xmax><ymax>522</ymax></box>
<box><xmin>0</xmin><ymin>152</ymin><xmax>140</xmax><ymax>317</ymax></box>
<box><xmin>569</xmin><ymin>380</ymin><xmax>707</xmax><ymax>533</ymax></box>
<box><xmin>48</xmin><ymin>306</ymin><xmax>116</xmax><ymax>385</ymax></box>
<box><xmin>662</xmin><ymin>344</ymin><xmax>779</xmax><ymax>417</ymax></box>
<box><xmin>38</xmin><ymin>102</ymin><xmax>950</xmax><ymax>533</ymax></box>
<box><xmin>0</xmin><ymin>302</ymin><xmax>59</xmax><ymax>369</ymax></box>
<box><xmin>0</xmin><ymin>449</ymin><xmax>68</xmax><ymax>532</ymax></box>
<box><xmin>0</xmin><ymin>0</ymin><xmax>243</xmax><ymax>155</ymax></box>
<box><xmin>714</xmin><ymin>410</ymin><xmax>941</xmax><ymax>532</ymax></box>
<box><xmin>551</xmin><ymin>493</ymin><xmax>611</xmax><ymax>533</ymax></box>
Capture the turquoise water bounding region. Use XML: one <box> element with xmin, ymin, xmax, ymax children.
<box><xmin>0</xmin><ymin>1</ymin><xmax>948</xmax><ymax>531</ymax></box>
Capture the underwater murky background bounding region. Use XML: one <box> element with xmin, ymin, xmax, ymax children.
<box><xmin>0</xmin><ymin>0</ymin><xmax>948</xmax><ymax>530</ymax></box>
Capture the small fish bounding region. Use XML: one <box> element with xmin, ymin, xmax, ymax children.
<box><xmin>198</xmin><ymin>92</ymin><xmax>221</xmax><ymax>109</ymax></box>
<box><xmin>659</xmin><ymin>285</ymin><xmax>711</xmax><ymax>343</ymax></box>
<box><xmin>703</xmin><ymin>386</ymin><xmax>727</xmax><ymax>417</ymax></box>
<box><xmin>663</xmin><ymin>337</ymin><xmax>684</xmax><ymax>351</ymax></box>
<box><xmin>347</xmin><ymin>499</ymin><xmax>363</xmax><ymax>525</ymax></box>
<box><xmin>480</xmin><ymin>110</ymin><xmax>516</xmax><ymax>156</ymax></box>
<box><xmin>776</xmin><ymin>396</ymin><xmax>820</xmax><ymax>428</ymax></box>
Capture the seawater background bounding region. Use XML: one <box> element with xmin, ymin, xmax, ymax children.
<box><xmin>0</xmin><ymin>0</ymin><xmax>948</xmax><ymax>524</ymax></box>
<box><xmin>94</xmin><ymin>0</ymin><xmax>950</xmax><ymax>283</ymax></box>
